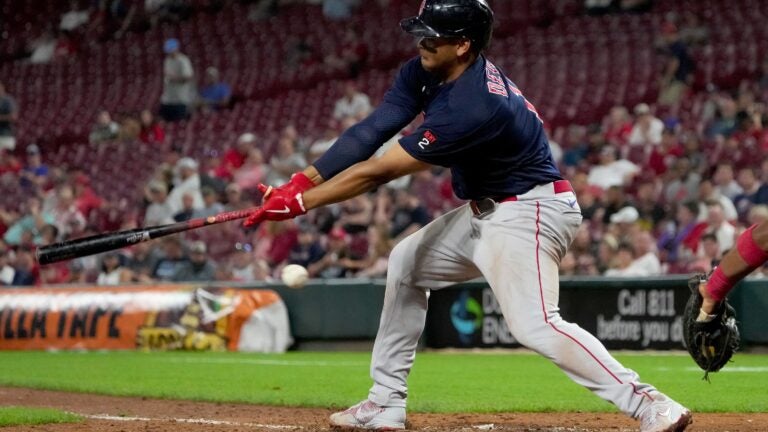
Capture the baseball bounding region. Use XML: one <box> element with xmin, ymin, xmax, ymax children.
<box><xmin>281</xmin><ymin>264</ymin><xmax>309</xmax><ymax>288</ymax></box>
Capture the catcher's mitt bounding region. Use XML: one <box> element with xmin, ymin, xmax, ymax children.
<box><xmin>683</xmin><ymin>274</ymin><xmax>740</xmax><ymax>380</ymax></box>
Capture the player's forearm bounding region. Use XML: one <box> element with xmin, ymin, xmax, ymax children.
<box><xmin>302</xmin><ymin>161</ymin><xmax>394</xmax><ymax>210</ymax></box>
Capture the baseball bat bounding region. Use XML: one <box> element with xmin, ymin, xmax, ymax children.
<box><xmin>36</xmin><ymin>207</ymin><xmax>257</xmax><ymax>265</ymax></box>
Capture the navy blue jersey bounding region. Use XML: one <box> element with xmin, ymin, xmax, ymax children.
<box><xmin>393</xmin><ymin>56</ymin><xmax>562</xmax><ymax>200</ymax></box>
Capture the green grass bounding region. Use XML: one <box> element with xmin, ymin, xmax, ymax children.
<box><xmin>0</xmin><ymin>351</ymin><xmax>766</xmax><ymax>413</ymax></box>
<box><xmin>0</xmin><ymin>406</ymin><xmax>81</xmax><ymax>426</ymax></box>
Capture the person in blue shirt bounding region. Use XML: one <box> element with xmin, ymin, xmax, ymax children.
<box><xmin>243</xmin><ymin>1</ymin><xmax>691</xmax><ymax>431</ymax></box>
<box><xmin>198</xmin><ymin>66</ymin><xmax>231</xmax><ymax>112</ymax></box>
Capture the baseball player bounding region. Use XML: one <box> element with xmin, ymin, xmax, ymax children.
<box><xmin>696</xmin><ymin>220</ymin><xmax>768</xmax><ymax>319</ymax></box>
<box><xmin>244</xmin><ymin>1</ymin><xmax>692</xmax><ymax>430</ymax></box>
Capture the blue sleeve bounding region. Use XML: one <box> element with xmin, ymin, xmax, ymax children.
<box><xmin>399</xmin><ymin>101</ymin><xmax>503</xmax><ymax>167</ymax></box>
<box><xmin>313</xmin><ymin>58</ymin><xmax>424</xmax><ymax>180</ymax></box>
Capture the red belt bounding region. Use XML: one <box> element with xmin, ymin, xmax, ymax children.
<box><xmin>470</xmin><ymin>180</ymin><xmax>574</xmax><ymax>216</ymax></box>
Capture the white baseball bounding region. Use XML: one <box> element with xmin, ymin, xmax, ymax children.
<box><xmin>281</xmin><ymin>264</ymin><xmax>309</xmax><ymax>288</ymax></box>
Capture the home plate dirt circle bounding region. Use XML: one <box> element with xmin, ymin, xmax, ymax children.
<box><xmin>1</xmin><ymin>387</ymin><xmax>766</xmax><ymax>431</ymax></box>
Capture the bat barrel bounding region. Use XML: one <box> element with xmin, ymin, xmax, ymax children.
<box><xmin>35</xmin><ymin>208</ymin><xmax>255</xmax><ymax>265</ymax></box>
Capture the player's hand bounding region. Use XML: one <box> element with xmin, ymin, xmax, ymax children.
<box><xmin>258</xmin><ymin>172</ymin><xmax>315</xmax><ymax>201</ymax></box>
<box><xmin>243</xmin><ymin>189</ymin><xmax>307</xmax><ymax>227</ymax></box>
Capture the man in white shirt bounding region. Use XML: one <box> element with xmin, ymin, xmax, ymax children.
<box><xmin>167</xmin><ymin>157</ymin><xmax>204</xmax><ymax>214</ymax></box>
<box><xmin>333</xmin><ymin>81</ymin><xmax>371</xmax><ymax>120</ymax></box>
<box><xmin>587</xmin><ymin>146</ymin><xmax>640</xmax><ymax>190</ymax></box>
<box><xmin>628</xmin><ymin>103</ymin><xmax>665</xmax><ymax>146</ymax></box>
<box><xmin>160</xmin><ymin>38</ymin><xmax>195</xmax><ymax>122</ymax></box>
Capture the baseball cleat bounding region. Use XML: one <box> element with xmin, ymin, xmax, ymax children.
<box><xmin>329</xmin><ymin>400</ymin><xmax>405</xmax><ymax>430</ymax></box>
<box><xmin>638</xmin><ymin>394</ymin><xmax>692</xmax><ymax>432</ymax></box>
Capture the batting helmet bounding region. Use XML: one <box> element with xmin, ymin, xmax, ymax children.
<box><xmin>400</xmin><ymin>0</ymin><xmax>494</xmax><ymax>53</ymax></box>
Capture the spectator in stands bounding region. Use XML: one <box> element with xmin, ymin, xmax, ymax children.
<box><xmin>345</xmin><ymin>223</ymin><xmax>394</xmax><ymax>278</ymax></box>
<box><xmin>192</xmin><ymin>186</ymin><xmax>224</xmax><ymax>219</ymax></box>
<box><xmin>696</xmin><ymin>179</ymin><xmax>737</xmax><ymax>223</ymax></box>
<box><xmin>733</xmin><ymin>167</ymin><xmax>768</xmax><ymax>221</ymax></box>
<box><xmin>118</xmin><ymin>112</ymin><xmax>142</xmax><ymax>141</ymax></box>
<box><xmin>60</xmin><ymin>0</ymin><xmax>91</xmax><ymax>32</ymax></box>
<box><xmin>703</xmin><ymin>200</ymin><xmax>736</xmax><ymax>255</ymax></box>
<box><xmin>608</xmin><ymin>205</ymin><xmax>640</xmax><ymax>242</ymax></box>
<box><xmin>602</xmin><ymin>106</ymin><xmax>633</xmax><ymax>148</ymax></box>
<box><xmin>705</xmin><ymin>95</ymin><xmax>739</xmax><ymax>138</ymax></box>
<box><xmin>125</xmin><ymin>241</ymin><xmax>158</xmax><ymax>283</ymax></box>
<box><xmin>143</xmin><ymin>180</ymin><xmax>174</xmax><ymax>226</ymax></box>
<box><xmin>167</xmin><ymin>157</ymin><xmax>203</xmax><ymax>214</ymax></box>
<box><xmin>227</xmin><ymin>244</ymin><xmax>253</xmax><ymax>281</ymax></box>
<box><xmin>159</xmin><ymin>38</ymin><xmax>195</xmax><ymax>122</ymax></box>
<box><xmin>88</xmin><ymin>110</ymin><xmax>120</xmax><ymax>143</ymax></box>
<box><xmin>712</xmin><ymin>162</ymin><xmax>743</xmax><ymax>201</ymax></box>
<box><xmin>333</xmin><ymin>81</ymin><xmax>371</xmax><ymax>120</ymax></box>
<box><xmin>287</xmin><ymin>224</ymin><xmax>325</xmax><ymax>269</ymax></box>
<box><xmin>647</xmin><ymin>128</ymin><xmax>684</xmax><ymax>176</ymax></box>
<box><xmin>633</xmin><ymin>180</ymin><xmax>666</xmax><ymax>230</ymax></box>
<box><xmin>27</xmin><ymin>29</ymin><xmax>57</xmax><ymax>64</ymax></box>
<box><xmin>0</xmin><ymin>83</ymin><xmax>18</xmax><ymax>152</ymax></box>
<box><xmin>628</xmin><ymin>103</ymin><xmax>664</xmax><ymax>146</ymax></box>
<box><xmin>696</xmin><ymin>232</ymin><xmax>721</xmax><ymax>266</ymax></box>
<box><xmin>265</xmin><ymin>137</ymin><xmax>307</xmax><ymax>186</ymax></box>
<box><xmin>253</xmin><ymin>220</ymin><xmax>299</xmax><ymax>267</ymax></box>
<box><xmin>389</xmin><ymin>189</ymin><xmax>431</xmax><ymax>243</ymax></box>
<box><xmin>223</xmin><ymin>132</ymin><xmax>256</xmax><ymax>177</ymax></box>
<box><xmin>308</xmin><ymin>124</ymin><xmax>340</xmax><ymax>164</ymax></box>
<box><xmin>198</xmin><ymin>67</ymin><xmax>232</xmax><ymax>113</ymax></box>
<box><xmin>138</xmin><ymin>109</ymin><xmax>165</xmax><ymax>145</ymax></box>
<box><xmin>586</xmin><ymin>146</ymin><xmax>640</xmax><ymax>191</ymax></box>
<box><xmin>629</xmin><ymin>230</ymin><xmax>662</xmax><ymax>275</ymax></box>
<box><xmin>223</xmin><ymin>183</ymin><xmax>251</xmax><ymax>211</ymax></box>
<box><xmin>308</xmin><ymin>227</ymin><xmax>355</xmax><ymax>278</ymax></box>
<box><xmin>233</xmin><ymin>148</ymin><xmax>268</xmax><ymax>193</ymax></box>
<box><xmin>173</xmin><ymin>192</ymin><xmax>196</xmax><ymax>222</ymax></box>
<box><xmin>0</xmin><ymin>149</ymin><xmax>21</xmax><ymax>178</ymax></box>
<box><xmin>338</xmin><ymin>195</ymin><xmax>373</xmax><ymax>235</ymax></box>
<box><xmin>19</xmin><ymin>144</ymin><xmax>48</xmax><ymax>191</ymax></box>
<box><xmin>657</xmin><ymin>201</ymin><xmax>707</xmax><ymax>271</ymax></box>
<box><xmin>152</xmin><ymin>236</ymin><xmax>189</xmax><ymax>280</ymax></box>
<box><xmin>10</xmin><ymin>249</ymin><xmax>38</xmax><ymax>286</ymax></box>
<box><xmin>173</xmin><ymin>241</ymin><xmax>216</xmax><ymax>282</ymax></box>
<box><xmin>663</xmin><ymin>157</ymin><xmax>701</xmax><ymax>204</ymax></box>
<box><xmin>3</xmin><ymin>198</ymin><xmax>54</xmax><ymax>247</ymax></box>
<box><xmin>603</xmin><ymin>242</ymin><xmax>636</xmax><ymax>276</ymax></box>
<box><xmin>49</xmin><ymin>185</ymin><xmax>87</xmax><ymax>240</ymax></box>
<box><xmin>657</xmin><ymin>22</ymin><xmax>695</xmax><ymax>107</ymax></box>
<box><xmin>96</xmin><ymin>252</ymin><xmax>131</xmax><ymax>285</ymax></box>
<box><xmin>569</xmin><ymin>224</ymin><xmax>600</xmax><ymax>275</ymax></box>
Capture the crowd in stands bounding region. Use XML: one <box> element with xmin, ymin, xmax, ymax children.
<box><xmin>1</xmin><ymin>1</ymin><xmax>768</xmax><ymax>286</ymax></box>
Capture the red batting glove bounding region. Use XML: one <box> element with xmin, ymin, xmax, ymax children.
<box><xmin>243</xmin><ymin>190</ymin><xmax>307</xmax><ymax>227</ymax></box>
<box><xmin>258</xmin><ymin>172</ymin><xmax>316</xmax><ymax>201</ymax></box>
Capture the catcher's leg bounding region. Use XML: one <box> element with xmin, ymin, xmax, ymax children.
<box><xmin>700</xmin><ymin>221</ymin><xmax>768</xmax><ymax>315</ymax></box>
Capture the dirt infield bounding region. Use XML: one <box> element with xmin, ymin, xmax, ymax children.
<box><xmin>0</xmin><ymin>387</ymin><xmax>766</xmax><ymax>431</ymax></box>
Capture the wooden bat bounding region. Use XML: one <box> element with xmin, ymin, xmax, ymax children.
<box><xmin>36</xmin><ymin>208</ymin><xmax>256</xmax><ymax>265</ymax></box>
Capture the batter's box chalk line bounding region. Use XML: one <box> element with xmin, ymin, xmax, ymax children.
<box><xmin>78</xmin><ymin>413</ymin><xmax>300</xmax><ymax>429</ymax></box>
